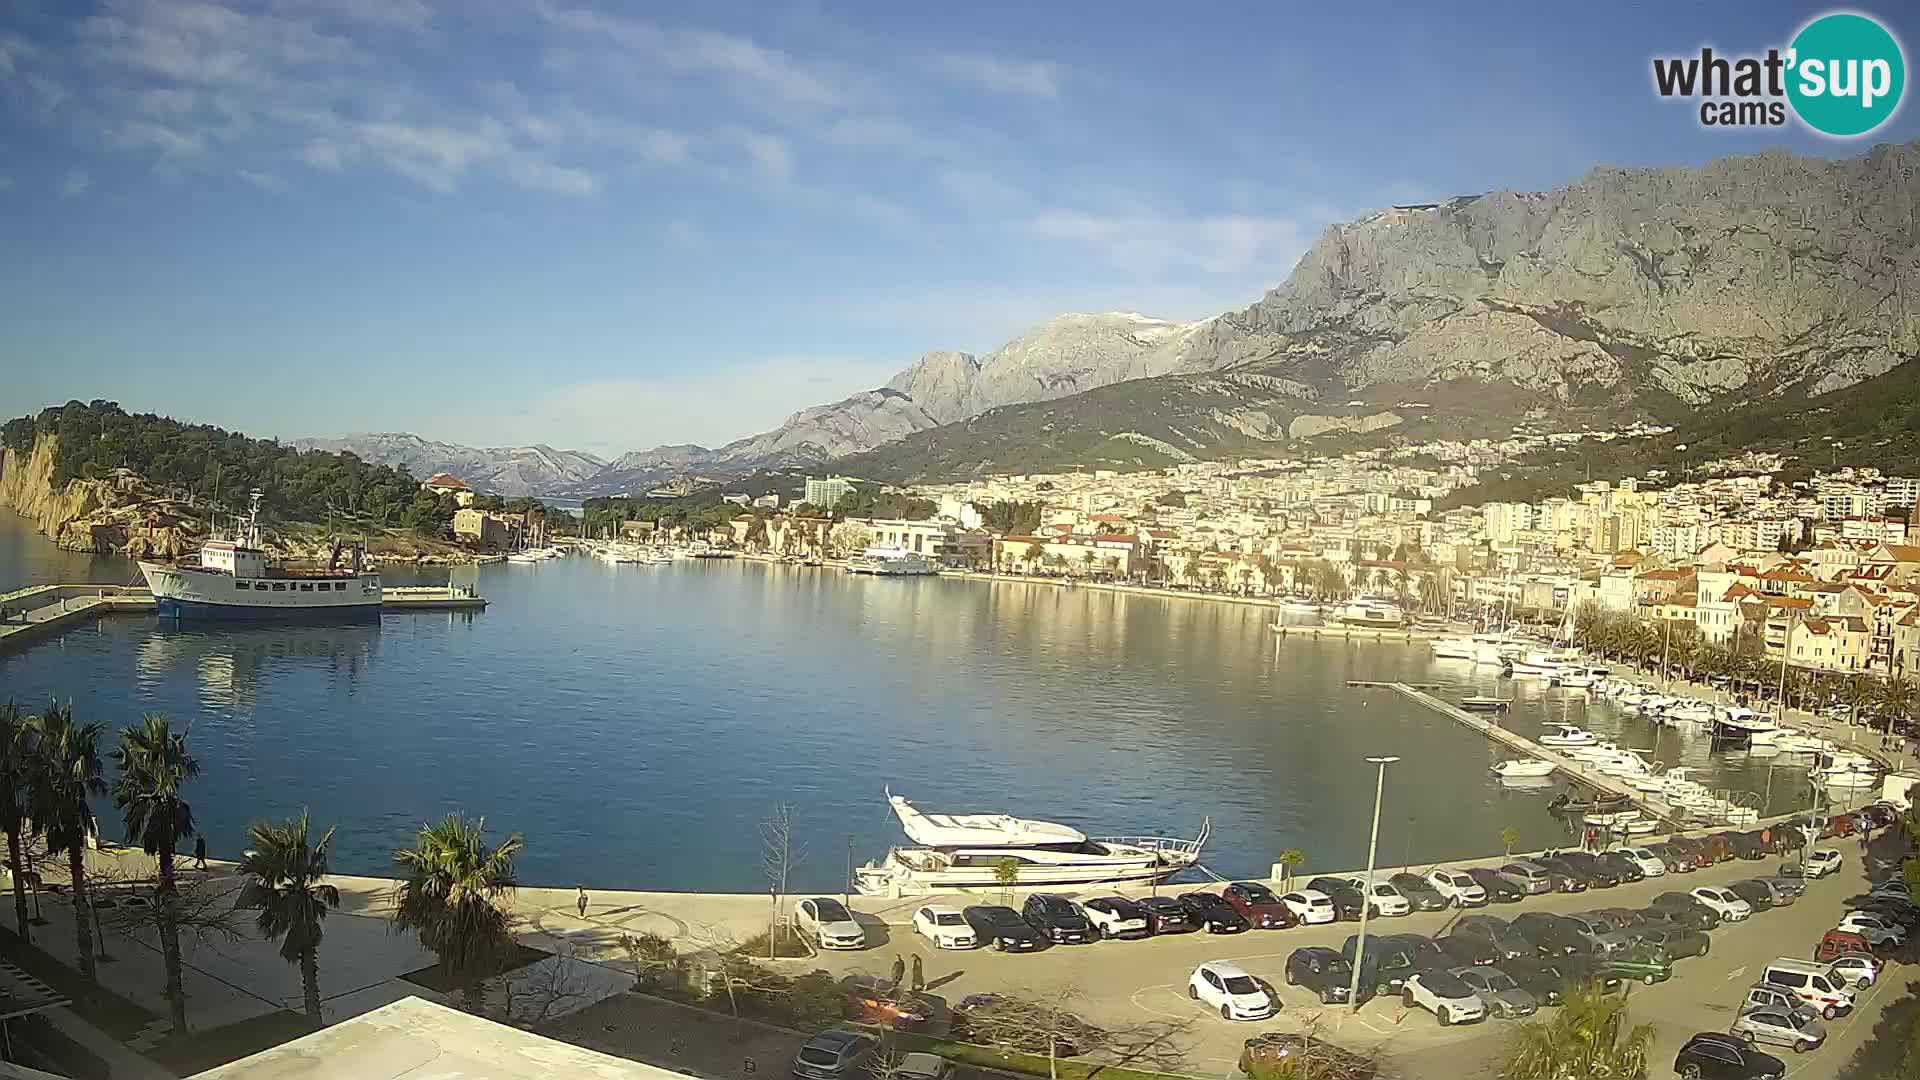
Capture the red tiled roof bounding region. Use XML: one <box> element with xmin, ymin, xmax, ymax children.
<box><xmin>425</xmin><ymin>473</ymin><xmax>469</xmax><ymax>489</ymax></box>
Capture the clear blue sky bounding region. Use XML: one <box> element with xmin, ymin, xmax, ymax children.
<box><xmin>2</xmin><ymin>1</ymin><xmax>1915</xmax><ymax>458</ymax></box>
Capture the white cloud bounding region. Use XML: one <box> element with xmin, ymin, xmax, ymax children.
<box><xmin>298</xmin><ymin>138</ymin><xmax>347</xmax><ymax>171</ymax></box>
<box><xmin>739</xmin><ymin>132</ymin><xmax>793</xmax><ymax>183</ymax></box>
<box><xmin>534</xmin><ymin>355</ymin><xmax>902</xmax><ymax>455</ymax></box>
<box><xmin>937</xmin><ymin>167</ymin><xmax>1025</xmax><ymax>209</ymax></box>
<box><xmin>934</xmin><ymin>52</ymin><xmax>1062</xmax><ymax>98</ymax></box>
<box><xmin>1026</xmin><ymin>208</ymin><xmax>1308</xmax><ymax>276</ymax></box>
<box><xmin>356</xmin><ymin>120</ymin><xmax>506</xmax><ymax>192</ymax></box>
<box><xmin>81</xmin><ymin>2</ymin><xmax>364</xmax><ymax>88</ymax></box>
<box><xmin>533</xmin><ymin>1</ymin><xmax>843</xmax><ymax>109</ymax></box>
<box><xmin>279</xmin><ymin>0</ymin><xmax>433</xmax><ymax>30</ymax></box>
<box><xmin>60</xmin><ymin>170</ymin><xmax>91</xmax><ymax>198</ymax></box>
<box><xmin>235</xmin><ymin>168</ymin><xmax>287</xmax><ymax>191</ymax></box>
<box><xmin>665</xmin><ymin>219</ymin><xmax>703</xmax><ymax>251</ymax></box>
<box><xmin>111</xmin><ymin>120</ymin><xmax>205</xmax><ymax>157</ymax></box>
<box><xmin>505</xmin><ymin>156</ymin><xmax>598</xmax><ymax>197</ymax></box>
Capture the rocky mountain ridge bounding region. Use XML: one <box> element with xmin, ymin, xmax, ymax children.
<box><xmin>291</xmin><ymin>433</ymin><xmax>607</xmax><ymax>497</ymax></box>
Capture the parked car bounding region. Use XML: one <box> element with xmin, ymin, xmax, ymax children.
<box><xmin>1761</xmin><ymin>959</ymin><xmax>1856</xmax><ymax>1019</ymax></box>
<box><xmin>1689</xmin><ymin>886</ymin><xmax>1753</xmax><ymax>922</ymax></box>
<box><xmin>1020</xmin><ymin>895</ymin><xmax>1093</xmax><ymax>944</ymax></box>
<box><xmin>1601</xmin><ymin>945</ymin><xmax>1673</xmax><ymax>985</ymax></box>
<box><xmin>1725</xmin><ymin>880</ymin><xmax>1777</xmax><ymax>913</ymax></box>
<box><xmin>1451</xmin><ymin>868</ymin><xmax>1514</xmax><ymax>904</ymax></box>
<box><xmin>1279</xmin><ymin>889</ymin><xmax>1338</xmax><ymax>925</ymax></box>
<box><xmin>1542</xmin><ymin>952</ymin><xmax>1623</xmax><ymax>992</ymax></box>
<box><xmin>1635</xmin><ymin>921</ymin><xmax>1711</xmax><ymax>959</ymax></box>
<box><xmin>1400</xmin><ymin>968</ymin><xmax>1487</xmax><ymax>1026</ymax></box>
<box><xmin>1739</xmin><ymin>878</ymin><xmax>1797</xmax><ymax>907</ymax></box>
<box><xmin>1826</xmin><ymin>953</ymin><xmax>1879</xmax><ymax>988</ymax></box>
<box><xmin>1136</xmin><ymin>895</ymin><xmax>1195</xmax><ymax>935</ymax></box>
<box><xmin>1511</xmin><ymin>912</ymin><xmax>1585</xmax><ymax>957</ymax></box>
<box><xmin>1871</xmin><ymin>879</ymin><xmax>1914</xmax><ymax>901</ymax></box>
<box><xmin>1672</xmin><ymin>1031</ymin><xmax>1786</xmax><ymax>1079</ymax></box>
<box><xmin>795</xmin><ymin>897</ymin><xmax>866</xmax><ymax>950</ymax></box>
<box><xmin>1222</xmin><ymin>881</ymin><xmax>1299</xmax><ymax>928</ymax></box>
<box><xmin>1553</xmin><ymin>851</ymin><xmax>1623</xmax><ymax>888</ymax></box>
<box><xmin>1341</xmin><ymin>934</ymin><xmax>1421</xmax><ymax>994</ymax></box>
<box><xmin>1531</xmin><ymin>856</ymin><xmax>1593</xmax><ymax>892</ymax></box>
<box><xmin>1813</xmin><ymin>929</ymin><xmax>1873</xmax><ymax>964</ymax></box>
<box><xmin>1836</xmin><ymin>910</ymin><xmax>1906</xmax><ymax>947</ymax></box>
<box><xmin>1188</xmin><ymin>961</ymin><xmax>1276</xmax><ymax>1021</ymax></box>
<box><xmin>1237</xmin><ymin>1032</ymin><xmax>1377</xmax><ymax>1080</ymax></box>
<box><xmin>1493</xmin><ymin>958</ymin><xmax>1567</xmax><ymax>1006</ymax></box>
<box><xmin>962</xmin><ymin>905</ymin><xmax>1045</xmax><ymax>951</ymax></box>
<box><xmin>1729</xmin><ymin>1007</ymin><xmax>1826</xmax><ymax>1053</ymax></box>
<box><xmin>1595</xmin><ymin>851</ymin><xmax>1646</xmax><ymax>883</ymax></box>
<box><xmin>1793</xmin><ymin>849</ymin><xmax>1844</xmax><ymax>878</ymax></box>
<box><xmin>1452</xmin><ymin>914</ymin><xmax>1535</xmax><ymax>961</ymax></box>
<box><xmin>1283</xmin><ymin>947</ymin><xmax>1361</xmax><ymax>1005</ymax></box>
<box><xmin>1705</xmin><ymin>832</ymin><xmax>1740</xmax><ymax>863</ymax></box>
<box><xmin>1650</xmin><ymin>891</ymin><xmax>1721</xmax><ymax>929</ymax></box>
<box><xmin>793</xmin><ymin>1030</ymin><xmax>880</xmax><ymax>1080</ymax></box>
<box><xmin>1762</xmin><ymin>875</ymin><xmax>1807</xmax><ymax>899</ymax></box>
<box><xmin>1822</xmin><ymin>813</ymin><xmax>1857</xmax><ymax>839</ymax></box>
<box><xmin>1320</xmin><ymin>886</ymin><xmax>1369</xmax><ymax>921</ymax></box>
<box><xmin>1436</xmin><ymin>934</ymin><xmax>1501</xmax><ymax>967</ymax></box>
<box><xmin>1740</xmin><ymin>982</ymin><xmax>1819</xmax><ymax>1023</ymax></box>
<box><xmin>1669</xmin><ymin>836</ymin><xmax>1716</xmax><ymax>870</ymax></box>
<box><xmin>1342</xmin><ymin>877</ymin><xmax>1413</xmax><ymax>917</ymax></box>
<box><xmin>913</xmin><ymin>904</ymin><xmax>978</xmax><ymax>949</ymax></box>
<box><xmin>1647</xmin><ymin>843</ymin><xmax>1697</xmax><ymax>874</ymax></box>
<box><xmin>1496</xmin><ymin>860</ymin><xmax>1556</xmax><ymax>895</ymax></box>
<box><xmin>1425</xmin><ymin>868</ymin><xmax>1489</xmax><ymax>907</ymax></box>
<box><xmin>1730</xmin><ymin>832</ymin><xmax>1767</xmax><ymax>860</ymax></box>
<box><xmin>1386</xmin><ymin>872</ymin><xmax>1450</xmax><ymax>911</ymax></box>
<box><xmin>1449</xmin><ymin>965</ymin><xmax>1537</xmax><ymax>1018</ymax></box>
<box><xmin>1617</xmin><ymin>846</ymin><xmax>1667</xmax><ymax>877</ymax></box>
<box><xmin>1849</xmin><ymin>893</ymin><xmax>1920</xmax><ymax>926</ymax></box>
<box><xmin>891</xmin><ymin>1054</ymin><xmax>952</xmax><ymax>1080</ymax></box>
<box><xmin>1078</xmin><ymin>896</ymin><xmax>1151</xmax><ymax>940</ymax></box>
<box><xmin>841</xmin><ymin>975</ymin><xmax>934</xmax><ymax>1029</ymax></box>
<box><xmin>1178</xmin><ymin>891</ymin><xmax>1251</xmax><ymax>934</ymax></box>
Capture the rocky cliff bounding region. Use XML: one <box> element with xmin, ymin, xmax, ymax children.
<box><xmin>0</xmin><ymin>434</ymin><xmax>197</xmax><ymax>557</ymax></box>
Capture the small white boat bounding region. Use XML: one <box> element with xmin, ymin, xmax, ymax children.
<box><xmin>1539</xmin><ymin>725</ymin><xmax>1596</xmax><ymax>747</ymax></box>
<box><xmin>1431</xmin><ymin>636</ymin><xmax>1478</xmax><ymax>660</ymax></box>
<box><xmin>1623</xmin><ymin>819</ymin><xmax>1660</xmax><ymax>835</ymax></box>
<box><xmin>1492</xmin><ymin>759</ymin><xmax>1556</xmax><ymax>779</ymax></box>
<box><xmin>506</xmin><ymin>551</ymin><xmax>541</xmax><ymax>564</ymax></box>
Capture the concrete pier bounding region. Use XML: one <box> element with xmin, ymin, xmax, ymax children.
<box><xmin>1271</xmin><ymin>622</ymin><xmax>1436</xmax><ymax>641</ymax></box>
<box><xmin>1386</xmin><ymin>681</ymin><xmax>1690</xmax><ymax>826</ymax></box>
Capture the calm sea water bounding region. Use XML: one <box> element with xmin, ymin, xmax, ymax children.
<box><xmin>0</xmin><ymin>513</ymin><xmax>1815</xmax><ymax>892</ymax></box>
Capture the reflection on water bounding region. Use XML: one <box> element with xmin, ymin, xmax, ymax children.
<box><xmin>0</xmin><ymin>534</ymin><xmax>1818</xmax><ymax>891</ymax></box>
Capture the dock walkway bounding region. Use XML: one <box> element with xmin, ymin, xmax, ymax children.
<box><xmin>1387</xmin><ymin>681</ymin><xmax>1689</xmax><ymax>825</ymax></box>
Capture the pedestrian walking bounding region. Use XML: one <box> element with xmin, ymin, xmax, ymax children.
<box><xmin>910</xmin><ymin>954</ymin><xmax>925</xmax><ymax>992</ymax></box>
<box><xmin>576</xmin><ymin>885</ymin><xmax>589</xmax><ymax>919</ymax></box>
<box><xmin>890</xmin><ymin>954</ymin><xmax>906</xmax><ymax>990</ymax></box>
<box><xmin>193</xmin><ymin>836</ymin><xmax>207</xmax><ymax>871</ymax></box>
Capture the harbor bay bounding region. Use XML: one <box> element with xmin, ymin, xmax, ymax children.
<box><xmin>0</xmin><ymin>513</ymin><xmax>1816</xmax><ymax>893</ymax></box>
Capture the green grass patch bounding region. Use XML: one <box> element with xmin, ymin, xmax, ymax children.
<box><xmin>148</xmin><ymin>1009</ymin><xmax>317</xmax><ymax>1074</ymax></box>
<box><xmin>888</xmin><ymin>1031</ymin><xmax>1197</xmax><ymax>1080</ymax></box>
<box><xmin>0</xmin><ymin>924</ymin><xmax>157</xmax><ymax>1041</ymax></box>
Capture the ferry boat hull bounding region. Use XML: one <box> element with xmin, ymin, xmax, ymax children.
<box><xmin>150</xmin><ymin>592</ymin><xmax>380</xmax><ymax>620</ymax></box>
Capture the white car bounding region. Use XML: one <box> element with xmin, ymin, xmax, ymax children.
<box><xmin>1802</xmin><ymin>849</ymin><xmax>1844</xmax><ymax>878</ymax></box>
<box><xmin>1078</xmin><ymin>896</ymin><xmax>1151</xmax><ymax>940</ymax></box>
<box><xmin>1343</xmin><ymin>877</ymin><xmax>1413</xmax><ymax>917</ymax></box>
<box><xmin>1689</xmin><ymin>886</ymin><xmax>1752</xmax><ymax>922</ymax></box>
<box><xmin>1619</xmin><ymin>847</ymin><xmax>1667</xmax><ymax>878</ymax></box>
<box><xmin>1400</xmin><ymin>969</ymin><xmax>1486</xmax><ymax>1027</ymax></box>
<box><xmin>1280</xmin><ymin>889</ymin><xmax>1337</xmax><ymax>925</ymax></box>
<box><xmin>1827</xmin><ymin>953</ymin><xmax>1879</xmax><ymax>988</ymax></box>
<box><xmin>1837</xmin><ymin>911</ymin><xmax>1906</xmax><ymax>946</ymax></box>
<box><xmin>1187</xmin><ymin>961</ymin><xmax>1276</xmax><ymax>1021</ymax></box>
<box><xmin>794</xmin><ymin>897</ymin><xmax>866</xmax><ymax>950</ymax></box>
<box><xmin>1425</xmin><ymin>869</ymin><xmax>1488</xmax><ymax>907</ymax></box>
<box><xmin>912</xmin><ymin>904</ymin><xmax>977</xmax><ymax>949</ymax></box>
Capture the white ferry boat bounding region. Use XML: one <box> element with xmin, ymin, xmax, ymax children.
<box><xmin>139</xmin><ymin>491</ymin><xmax>381</xmax><ymax>619</ymax></box>
<box><xmin>1331</xmin><ymin>598</ymin><xmax>1406</xmax><ymax>629</ymax></box>
<box><xmin>853</xmin><ymin>791</ymin><xmax>1210</xmax><ymax>896</ymax></box>
<box><xmin>846</xmin><ymin>545</ymin><xmax>939</xmax><ymax>576</ymax></box>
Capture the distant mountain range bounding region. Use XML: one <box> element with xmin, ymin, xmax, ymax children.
<box><xmin>309</xmin><ymin>141</ymin><xmax>1920</xmax><ymax>494</ymax></box>
<box><xmin>290</xmin><ymin>433</ymin><xmax>606</xmax><ymax>497</ymax></box>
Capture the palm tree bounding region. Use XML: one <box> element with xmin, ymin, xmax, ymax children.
<box><xmin>0</xmin><ymin>701</ymin><xmax>36</xmax><ymax>944</ymax></box>
<box><xmin>236</xmin><ymin>812</ymin><xmax>340</xmax><ymax>1023</ymax></box>
<box><xmin>1275</xmin><ymin>849</ymin><xmax>1305</xmax><ymax>889</ymax></box>
<box><xmin>111</xmin><ymin>714</ymin><xmax>199</xmax><ymax>1033</ymax></box>
<box><xmin>1840</xmin><ymin>675</ymin><xmax>1878</xmax><ymax>729</ymax></box>
<box><xmin>1502</xmin><ymin>980</ymin><xmax>1653</xmax><ymax>1079</ymax></box>
<box><xmin>1879</xmin><ymin>676</ymin><xmax>1917</xmax><ymax>738</ymax></box>
<box><xmin>391</xmin><ymin>814</ymin><xmax>523</xmax><ymax>1012</ymax></box>
<box><xmin>29</xmin><ymin>701</ymin><xmax>107</xmax><ymax>980</ymax></box>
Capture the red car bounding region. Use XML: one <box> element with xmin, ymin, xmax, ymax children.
<box><xmin>1823</xmin><ymin>814</ymin><xmax>1858</xmax><ymax>839</ymax></box>
<box><xmin>1222</xmin><ymin>882</ymin><xmax>1300</xmax><ymax>929</ymax></box>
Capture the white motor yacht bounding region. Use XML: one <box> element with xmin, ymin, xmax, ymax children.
<box><xmin>1539</xmin><ymin>725</ymin><xmax>1597</xmax><ymax>747</ymax></box>
<box><xmin>853</xmin><ymin>791</ymin><xmax>1210</xmax><ymax>896</ymax></box>
<box><xmin>1491</xmin><ymin>759</ymin><xmax>1557</xmax><ymax>779</ymax></box>
<box><xmin>1430</xmin><ymin>636</ymin><xmax>1478</xmax><ymax>661</ymax></box>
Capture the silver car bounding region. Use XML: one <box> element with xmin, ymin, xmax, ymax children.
<box><xmin>1730</xmin><ymin>1007</ymin><xmax>1827</xmax><ymax>1053</ymax></box>
<box><xmin>1450</xmin><ymin>966</ymin><xmax>1537</xmax><ymax>1018</ymax></box>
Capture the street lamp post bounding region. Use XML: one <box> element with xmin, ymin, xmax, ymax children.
<box><xmin>1346</xmin><ymin>755</ymin><xmax>1400</xmax><ymax>1013</ymax></box>
<box><xmin>844</xmin><ymin>834</ymin><xmax>855</xmax><ymax>909</ymax></box>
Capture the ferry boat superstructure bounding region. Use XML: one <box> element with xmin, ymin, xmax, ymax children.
<box><xmin>853</xmin><ymin>791</ymin><xmax>1209</xmax><ymax>896</ymax></box>
<box><xmin>139</xmin><ymin>491</ymin><xmax>381</xmax><ymax>618</ymax></box>
<box><xmin>846</xmin><ymin>546</ymin><xmax>939</xmax><ymax>576</ymax></box>
<box><xmin>1332</xmin><ymin>597</ymin><xmax>1406</xmax><ymax>629</ymax></box>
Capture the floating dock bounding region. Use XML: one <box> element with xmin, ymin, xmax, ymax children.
<box><xmin>1384</xmin><ymin>681</ymin><xmax>1688</xmax><ymax>826</ymax></box>
<box><xmin>1270</xmin><ymin>623</ymin><xmax>1437</xmax><ymax>641</ymax></box>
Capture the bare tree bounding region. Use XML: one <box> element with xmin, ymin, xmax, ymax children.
<box><xmin>761</xmin><ymin>803</ymin><xmax>805</xmax><ymax>959</ymax></box>
<box><xmin>487</xmin><ymin>941</ymin><xmax>593</xmax><ymax>1029</ymax></box>
<box><xmin>1239</xmin><ymin>1018</ymin><xmax>1388</xmax><ymax>1080</ymax></box>
<box><xmin>617</xmin><ymin>931</ymin><xmax>684</xmax><ymax>992</ymax></box>
<box><xmin>955</xmin><ymin>986</ymin><xmax>1194</xmax><ymax>1080</ymax></box>
<box><xmin>91</xmin><ymin>858</ymin><xmax>246</xmax><ymax>955</ymax></box>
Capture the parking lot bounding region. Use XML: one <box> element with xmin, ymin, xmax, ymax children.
<box><xmin>797</xmin><ymin>847</ymin><xmax>1911</xmax><ymax>1078</ymax></box>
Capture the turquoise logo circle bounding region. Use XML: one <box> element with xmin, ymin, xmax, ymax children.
<box><xmin>1788</xmin><ymin>13</ymin><xmax>1905</xmax><ymax>137</ymax></box>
